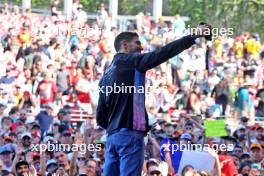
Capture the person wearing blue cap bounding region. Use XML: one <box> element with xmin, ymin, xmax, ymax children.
<box><xmin>0</xmin><ymin>144</ymin><xmax>14</xmax><ymax>172</ymax></box>
<box><xmin>180</xmin><ymin>133</ymin><xmax>193</xmax><ymax>145</ymax></box>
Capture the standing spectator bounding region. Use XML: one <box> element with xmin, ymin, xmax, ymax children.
<box><xmin>46</xmin><ymin>38</ymin><xmax>58</xmax><ymax>61</ymax></box>
<box><xmin>96</xmin><ymin>3</ymin><xmax>109</xmax><ymax>29</ymax></box>
<box><xmin>31</xmin><ymin>59</ymin><xmax>44</xmax><ymax>94</ymax></box>
<box><xmin>207</xmin><ymin>69</ymin><xmax>220</xmax><ymax>92</ymax></box>
<box><xmin>17</xmin><ymin>22</ymin><xmax>31</xmax><ymax>46</ymax></box>
<box><xmin>172</xmin><ymin>14</ymin><xmax>185</xmax><ymax>36</ymax></box>
<box><xmin>186</xmin><ymin>85</ymin><xmax>201</xmax><ymax>114</ymax></box>
<box><xmin>75</xmin><ymin>71</ymin><xmax>94</xmax><ymax>113</ymax></box>
<box><xmin>51</xmin><ymin>0</ymin><xmax>62</xmax><ymax>17</ymax></box>
<box><xmin>36</xmin><ymin>73</ymin><xmax>57</xmax><ymax>106</ymax></box>
<box><xmin>235</xmin><ymin>82</ymin><xmax>254</xmax><ymax>122</ymax></box>
<box><xmin>241</xmin><ymin>54</ymin><xmax>258</xmax><ymax>79</ymax></box>
<box><xmin>75</xmin><ymin>4</ymin><xmax>88</xmax><ymax>25</ymax></box>
<box><xmin>56</xmin><ymin>62</ymin><xmax>70</xmax><ymax>94</ymax></box>
<box><xmin>211</xmin><ymin>78</ymin><xmax>230</xmax><ymax>116</ymax></box>
<box><xmin>35</xmin><ymin>104</ymin><xmax>55</xmax><ymax>135</ymax></box>
<box><xmin>72</xmin><ymin>0</ymin><xmax>80</xmax><ymax>17</ymax></box>
<box><xmin>1</xmin><ymin>3</ymin><xmax>10</xmax><ymax>14</ymax></box>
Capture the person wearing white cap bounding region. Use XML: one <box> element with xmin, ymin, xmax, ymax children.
<box><xmin>21</xmin><ymin>132</ymin><xmax>32</xmax><ymax>150</ymax></box>
<box><xmin>43</xmin><ymin>136</ymin><xmax>55</xmax><ymax>143</ymax></box>
<box><xmin>46</xmin><ymin>159</ymin><xmax>58</xmax><ymax>174</ymax></box>
<box><xmin>147</xmin><ymin>164</ymin><xmax>162</xmax><ymax>176</ymax></box>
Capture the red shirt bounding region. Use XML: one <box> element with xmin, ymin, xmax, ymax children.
<box><xmin>219</xmin><ymin>155</ymin><xmax>238</xmax><ymax>176</ymax></box>
<box><xmin>37</xmin><ymin>80</ymin><xmax>57</xmax><ymax>104</ymax></box>
<box><xmin>67</xmin><ymin>67</ymin><xmax>78</xmax><ymax>86</ymax></box>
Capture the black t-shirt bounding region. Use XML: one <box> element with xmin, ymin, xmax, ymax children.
<box><xmin>212</xmin><ymin>84</ymin><xmax>230</xmax><ymax>104</ymax></box>
<box><xmin>51</xmin><ymin>4</ymin><xmax>59</xmax><ymax>16</ymax></box>
<box><xmin>241</xmin><ymin>59</ymin><xmax>258</xmax><ymax>77</ymax></box>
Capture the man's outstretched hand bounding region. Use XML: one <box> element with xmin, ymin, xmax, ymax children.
<box><xmin>193</xmin><ymin>22</ymin><xmax>212</xmax><ymax>41</ymax></box>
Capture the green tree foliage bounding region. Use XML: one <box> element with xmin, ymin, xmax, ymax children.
<box><xmin>31</xmin><ymin>0</ymin><xmax>51</xmax><ymax>8</ymax></box>
<box><xmin>118</xmin><ymin>0</ymin><xmax>151</xmax><ymax>15</ymax></box>
<box><xmin>0</xmin><ymin>0</ymin><xmax>22</xmax><ymax>5</ymax></box>
<box><xmin>80</xmin><ymin>0</ymin><xmax>108</xmax><ymax>13</ymax></box>
<box><xmin>1</xmin><ymin>0</ymin><xmax>263</xmax><ymax>38</ymax></box>
<box><xmin>166</xmin><ymin>0</ymin><xmax>264</xmax><ymax>37</ymax></box>
<box><xmin>0</xmin><ymin>0</ymin><xmax>50</xmax><ymax>8</ymax></box>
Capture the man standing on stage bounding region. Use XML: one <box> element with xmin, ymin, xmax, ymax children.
<box><xmin>96</xmin><ymin>23</ymin><xmax>212</xmax><ymax>176</ymax></box>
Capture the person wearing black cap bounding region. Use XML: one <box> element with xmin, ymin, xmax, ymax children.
<box><xmin>238</xmin><ymin>161</ymin><xmax>252</xmax><ymax>176</ymax></box>
<box><xmin>241</xmin><ymin>153</ymin><xmax>251</xmax><ymax>163</ymax></box>
<box><xmin>96</xmin><ymin>23</ymin><xmax>212</xmax><ymax>176</ymax></box>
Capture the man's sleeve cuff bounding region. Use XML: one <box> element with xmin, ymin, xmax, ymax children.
<box><xmin>190</xmin><ymin>35</ymin><xmax>201</xmax><ymax>44</ymax></box>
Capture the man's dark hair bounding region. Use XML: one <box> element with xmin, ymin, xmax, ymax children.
<box><xmin>49</xmin><ymin>38</ymin><xmax>57</xmax><ymax>46</ymax></box>
<box><xmin>185</xmin><ymin>120</ymin><xmax>194</xmax><ymax>127</ymax></box>
<box><xmin>15</xmin><ymin>160</ymin><xmax>29</xmax><ymax>171</ymax></box>
<box><xmin>9</xmin><ymin>106</ymin><xmax>19</xmax><ymax>116</ymax></box>
<box><xmin>114</xmin><ymin>32</ymin><xmax>138</xmax><ymax>52</ymax></box>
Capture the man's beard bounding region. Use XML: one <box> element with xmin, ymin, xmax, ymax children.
<box><xmin>17</xmin><ymin>172</ymin><xmax>29</xmax><ymax>176</ymax></box>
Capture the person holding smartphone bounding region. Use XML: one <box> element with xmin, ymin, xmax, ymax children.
<box><xmin>96</xmin><ymin>23</ymin><xmax>212</xmax><ymax>176</ymax></box>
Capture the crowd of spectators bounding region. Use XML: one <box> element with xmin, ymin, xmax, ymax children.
<box><xmin>0</xmin><ymin>1</ymin><xmax>263</xmax><ymax>176</ymax></box>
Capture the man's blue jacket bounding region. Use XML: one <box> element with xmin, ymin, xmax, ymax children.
<box><xmin>96</xmin><ymin>35</ymin><xmax>197</xmax><ymax>135</ymax></box>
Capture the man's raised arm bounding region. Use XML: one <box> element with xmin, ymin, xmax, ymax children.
<box><xmin>133</xmin><ymin>23</ymin><xmax>212</xmax><ymax>72</ymax></box>
<box><xmin>133</xmin><ymin>35</ymin><xmax>197</xmax><ymax>72</ymax></box>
